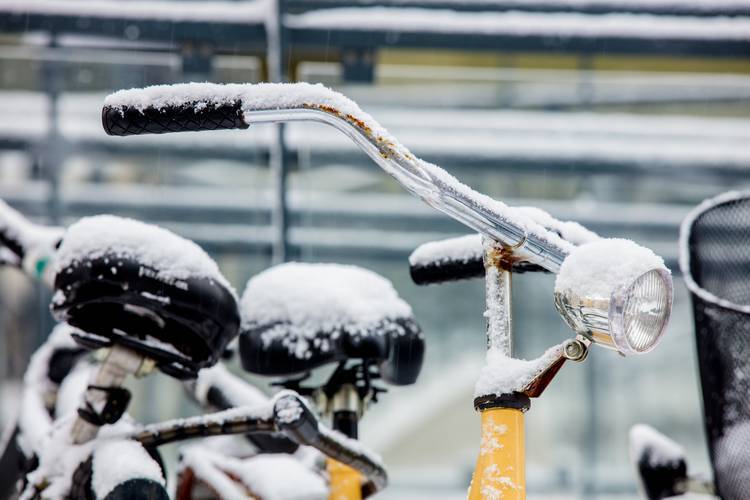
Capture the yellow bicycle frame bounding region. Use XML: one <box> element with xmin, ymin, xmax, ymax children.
<box><xmin>468</xmin><ymin>407</ymin><xmax>526</xmax><ymax>499</ymax></box>
<box><xmin>327</xmin><ymin>458</ymin><xmax>363</xmax><ymax>500</ymax></box>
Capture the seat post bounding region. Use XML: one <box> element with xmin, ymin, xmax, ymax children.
<box><xmin>331</xmin><ymin>383</ymin><xmax>360</xmax><ymax>439</ymax></box>
<box><xmin>328</xmin><ymin>383</ymin><xmax>365</xmax><ymax>500</ymax></box>
<box><xmin>71</xmin><ymin>345</ymin><xmax>151</xmax><ymax>444</ymax></box>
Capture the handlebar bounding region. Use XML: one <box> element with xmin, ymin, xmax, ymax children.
<box><xmin>102</xmin><ymin>82</ymin><xmax>596</xmax><ymax>273</ymax></box>
<box><xmin>128</xmin><ymin>391</ymin><xmax>387</xmax><ymax>496</ymax></box>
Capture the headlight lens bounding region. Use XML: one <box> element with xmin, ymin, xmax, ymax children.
<box><xmin>610</xmin><ymin>268</ymin><xmax>673</xmax><ymax>354</ymax></box>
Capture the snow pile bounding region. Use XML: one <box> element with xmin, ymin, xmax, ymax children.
<box><xmin>409</xmin><ymin>234</ymin><xmax>483</xmax><ymax>267</ymax></box>
<box><xmin>474</xmin><ymin>342</ymin><xmax>563</xmax><ymax>397</ymax></box>
<box><xmin>285</xmin><ymin>8</ymin><xmax>750</xmax><ymax>41</ymax></box>
<box><xmin>19</xmin><ymin>416</ymin><xmax>145</xmax><ymax>500</ymax></box>
<box><xmin>194</xmin><ymin>363</ymin><xmax>268</xmax><ymax>408</ymax></box>
<box><xmin>241</xmin><ymin>262</ymin><xmax>413</xmax><ymax>357</ymax></box>
<box><xmin>92</xmin><ymin>439</ymin><xmax>165</xmax><ymax>498</ymax></box>
<box><xmin>275</xmin><ymin>394</ymin><xmax>305</xmax><ymax>424</ymax></box>
<box><xmin>517</xmin><ymin>206</ymin><xmax>598</xmax><ymax>245</ymax></box>
<box><xmin>180</xmin><ymin>446</ymin><xmax>328</xmax><ymax>500</ymax></box>
<box><xmin>628</xmin><ymin>424</ymin><xmax>685</xmax><ymax>467</ymax></box>
<box><xmin>55</xmin><ymin>215</ymin><xmax>234</xmax><ymax>294</ymax></box>
<box><xmin>103</xmin><ymin>82</ymin><xmax>591</xmax><ymax>262</ymax></box>
<box><xmin>555</xmin><ymin>238</ymin><xmax>668</xmax><ymax>298</ymax></box>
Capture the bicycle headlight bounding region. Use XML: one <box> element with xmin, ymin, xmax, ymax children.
<box><xmin>553</xmin><ymin>239</ymin><xmax>673</xmax><ymax>355</ymax></box>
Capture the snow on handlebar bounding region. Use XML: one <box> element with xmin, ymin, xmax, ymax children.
<box><xmin>102</xmin><ymin>82</ymin><xmax>598</xmax><ymax>273</ymax></box>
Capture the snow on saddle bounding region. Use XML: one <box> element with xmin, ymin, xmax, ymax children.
<box><xmin>51</xmin><ymin>215</ymin><xmax>239</xmax><ymax>378</ymax></box>
<box><xmin>238</xmin><ymin>262</ymin><xmax>424</xmax><ymax>386</ymax></box>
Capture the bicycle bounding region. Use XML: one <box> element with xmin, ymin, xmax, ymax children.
<box><xmin>234</xmin><ymin>261</ymin><xmax>425</xmax><ymax>499</ymax></box>
<box><xmin>101</xmin><ymin>81</ymin><xmax>674</xmax><ymax>498</ymax></box>
<box><xmin>0</xmin><ymin>203</ymin><xmax>387</xmax><ymax>499</ymax></box>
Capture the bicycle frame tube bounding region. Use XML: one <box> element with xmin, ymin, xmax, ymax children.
<box><xmin>327</xmin><ymin>459</ymin><xmax>363</xmax><ymax>500</ymax></box>
<box><xmin>469</xmin><ymin>408</ymin><xmax>525</xmax><ymax>499</ymax></box>
<box><xmin>243</xmin><ymin>108</ymin><xmax>568</xmax><ymax>273</ymax></box>
<box><xmin>469</xmin><ymin>244</ymin><xmax>527</xmax><ymax>499</ymax></box>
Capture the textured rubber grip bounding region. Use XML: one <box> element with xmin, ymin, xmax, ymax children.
<box><xmin>102</xmin><ymin>102</ymin><xmax>248</xmax><ymax>136</ymax></box>
<box><xmin>410</xmin><ymin>257</ymin><xmax>485</xmax><ymax>285</ymax></box>
<box><xmin>410</xmin><ymin>257</ymin><xmax>547</xmax><ymax>285</ymax></box>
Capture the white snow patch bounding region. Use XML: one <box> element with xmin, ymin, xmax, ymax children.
<box><xmin>474</xmin><ymin>342</ymin><xmax>564</xmax><ymax>397</ymax></box>
<box><xmin>480</xmin><ymin>421</ymin><xmax>509</xmax><ymax>456</ymax></box>
<box><xmin>555</xmin><ymin>238</ymin><xmax>668</xmax><ymax>298</ymax></box>
<box><xmin>318</xmin><ymin>424</ymin><xmax>385</xmax><ymax>470</ymax></box>
<box><xmin>629</xmin><ymin>423</ymin><xmax>685</xmax><ymax>467</ymax></box>
<box><xmin>55</xmin><ymin>215</ymin><xmax>234</xmax><ymax>295</ymax></box>
<box><xmin>92</xmin><ymin>439</ymin><xmax>165</xmax><ymax>498</ymax></box>
<box><xmin>0</xmin><ymin>197</ymin><xmax>62</xmax><ymax>258</ymax></box>
<box><xmin>19</xmin><ymin>324</ymin><xmax>80</xmax><ymax>454</ymax></box>
<box><xmin>275</xmin><ymin>395</ymin><xmax>304</xmax><ymax>424</ymax></box>
<box><xmin>224</xmin><ymin>454</ymin><xmax>328</xmax><ymax>500</ymax></box>
<box><xmin>409</xmin><ymin>233</ymin><xmax>483</xmax><ymax>267</ymax></box>
<box><xmin>241</xmin><ymin>262</ymin><xmax>412</xmax><ymax>358</ymax></box>
<box><xmin>516</xmin><ymin>206</ymin><xmax>598</xmax><ymax>245</ymax></box>
<box><xmin>180</xmin><ymin>446</ymin><xmax>328</xmax><ymax>500</ymax></box>
<box><xmin>0</xmin><ymin>0</ymin><xmax>271</xmax><ymax>23</ymax></box>
<box><xmin>0</xmin><ymin>246</ymin><xmax>19</xmax><ymax>266</ymax></box>
<box><xmin>54</xmin><ymin>362</ymin><xmax>95</xmax><ymax>420</ymax></box>
<box><xmin>285</xmin><ymin>8</ymin><xmax>750</xmax><ymax>41</ymax></box>
<box><xmin>19</xmin><ymin>416</ymin><xmax>140</xmax><ymax>500</ymax></box>
<box><xmin>194</xmin><ymin>363</ymin><xmax>268</xmax><ymax>408</ymax></box>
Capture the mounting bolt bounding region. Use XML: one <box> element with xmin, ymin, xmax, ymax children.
<box><xmin>563</xmin><ymin>339</ymin><xmax>588</xmax><ymax>362</ymax></box>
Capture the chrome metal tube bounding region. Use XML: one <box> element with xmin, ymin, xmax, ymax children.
<box><xmin>245</xmin><ymin>108</ymin><xmax>568</xmax><ymax>272</ymax></box>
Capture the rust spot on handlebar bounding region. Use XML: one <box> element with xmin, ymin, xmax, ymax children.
<box><xmin>303</xmin><ymin>103</ymin><xmax>403</xmax><ymax>161</ymax></box>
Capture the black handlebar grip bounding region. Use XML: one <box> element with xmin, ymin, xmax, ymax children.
<box><xmin>410</xmin><ymin>256</ymin><xmax>485</xmax><ymax>285</ymax></box>
<box><xmin>102</xmin><ymin>102</ymin><xmax>249</xmax><ymax>136</ymax></box>
<box><xmin>410</xmin><ymin>257</ymin><xmax>548</xmax><ymax>285</ymax></box>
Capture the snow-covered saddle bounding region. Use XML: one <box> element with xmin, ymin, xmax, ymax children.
<box><xmin>50</xmin><ymin>215</ymin><xmax>239</xmax><ymax>378</ymax></box>
<box><xmin>238</xmin><ymin>262</ymin><xmax>425</xmax><ymax>386</ymax></box>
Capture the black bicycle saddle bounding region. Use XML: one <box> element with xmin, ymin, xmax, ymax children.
<box><xmin>51</xmin><ymin>215</ymin><xmax>239</xmax><ymax>379</ymax></box>
<box><xmin>238</xmin><ymin>262</ymin><xmax>425</xmax><ymax>385</ymax></box>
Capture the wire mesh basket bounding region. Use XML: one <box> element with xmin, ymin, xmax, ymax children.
<box><xmin>680</xmin><ymin>191</ymin><xmax>750</xmax><ymax>500</ymax></box>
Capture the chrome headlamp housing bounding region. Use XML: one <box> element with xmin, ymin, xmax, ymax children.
<box><xmin>554</xmin><ymin>239</ymin><xmax>674</xmax><ymax>356</ymax></box>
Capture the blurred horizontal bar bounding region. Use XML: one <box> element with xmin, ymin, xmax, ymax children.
<box><xmin>284</xmin><ymin>0</ymin><xmax>750</xmax><ymax>18</ymax></box>
<box><xmin>1</xmin><ymin>0</ymin><xmax>749</xmax><ymax>57</ymax></box>
<box><xmin>0</xmin><ymin>181</ymin><xmax>685</xmax><ymax>266</ymax></box>
<box><xmin>1</xmin><ymin>92</ymin><xmax>748</xmax><ymax>180</ymax></box>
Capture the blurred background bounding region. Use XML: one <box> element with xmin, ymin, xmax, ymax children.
<box><xmin>1</xmin><ymin>0</ymin><xmax>749</xmax><ymax>498</ymax></box>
